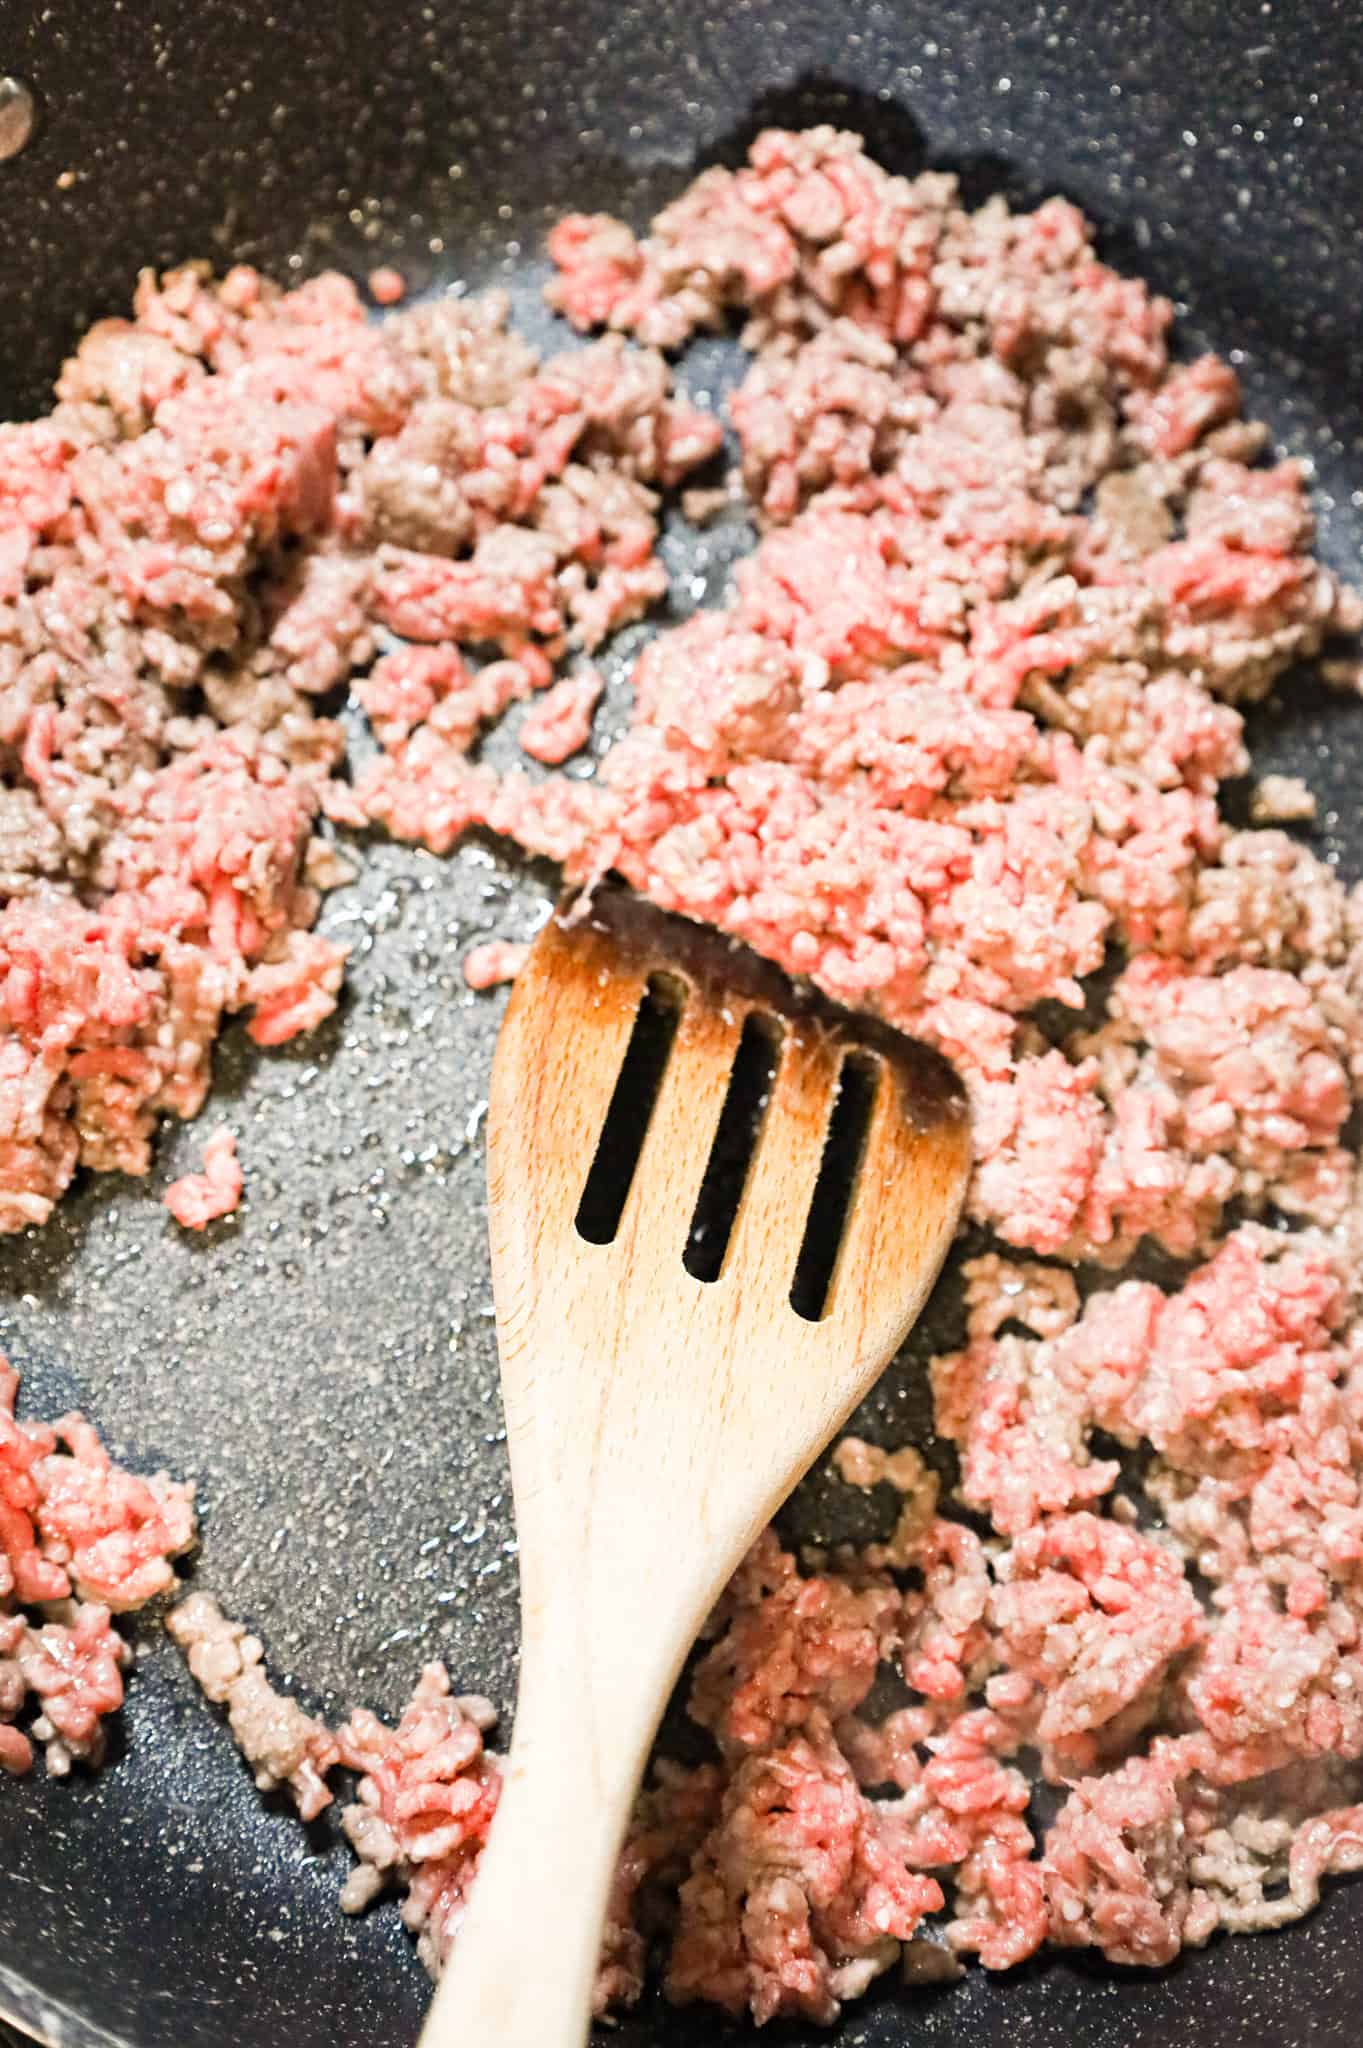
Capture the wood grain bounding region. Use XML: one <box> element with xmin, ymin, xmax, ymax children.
<box><xmin>419</xmin><ymin>891</ymin><xmax>970</xmax><ymax>2048</ymax></box>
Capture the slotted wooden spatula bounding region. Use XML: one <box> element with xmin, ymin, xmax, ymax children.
<box><xmin>420</xmin><ymin>887</ymin><xmax>970</xmax><ymax>2048</ymax></box>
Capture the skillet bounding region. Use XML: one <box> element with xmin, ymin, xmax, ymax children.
<box><xmin>1</xmin><ymin>2</ymin><xmax>1362</xmax><ymax>2043</ymax></box>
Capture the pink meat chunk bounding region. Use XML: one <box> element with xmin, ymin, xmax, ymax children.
<box><xmin>990</xmin><ymin>1513</ymin><xmax>1204</xmax><ymax>1769</ymax></box>
<box><xmin>933</xmin><ymin>1228</ymin><xmax>1357</xmax><ymax>1543</ymax></box>
<box><xmin>517</xmin><ymin>669</ymin><xmax>603</xmax><ymax>764</ymax></box>
<box><xmin>1</xmin><ymin>1358</ymin><xmax>196</xmax><ymax>1774</ymax></box>
<box><xmin>668</xmin><ymin>1717</ymin><xmax>945</xmax><ymax>2024</ymax></box>
<box><xmin>689</xmin><ymin>1531</ymin><xmax>895</xmax><ymax>1754</ymax></box>
<box><xmin>1042</xmin><ymin>1753</ymin><xmax>1215</xmax><ymax>1966</ymax></box>
<box><xmin>462</xmin><ymin>941</ymin><xmax>529</xmax><ymax>991</ymax></box>
<box><xmin>164</xmin><ymin>1126</ymin><xmax>243</xmax><ymax>1229</ymax></box>
<box><xmin>31</xmin><ymin>1410</ymin><xmax>196</xmax><ymax>1612</ymax></box>
<box><xmin>547</xmin><ymin>127</ymin><xmax>958</xmax><ymax>355</ymax></box>
<box><xmin>335</xmin><ymin>1666</ymin><xmax>502</xmax><ymax>1977</ymax></box>
<box><xmin>2</xmin><ymin>254</ymin><xmax>725</xmax><ymax>1233</ymax></box>
<box><xmin>368</xmin><ymin>267</ymin><xmax>407</xmax><ymax>308</ymax></box>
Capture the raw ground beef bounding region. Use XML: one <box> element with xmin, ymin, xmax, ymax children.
<box><xmin>335</xmin><ymin>1666</ymin><xmax>503</xmax><ymax>1977</ymax></box>
<box><xmin>1</xmin><ymin>1357</ymin><xmax>195</xmax><ymax>1775</ymax></box>
<box><xmin>168</xmin><ymin>1590</ymin><xmax>505</xmax><ymax>1977</ymax></box>
<box><xmin>162</xmin><ymin>1124</ymin><xmax>242</xmax><ymax>1229</ymax></box>
<box><xmin>5</xmin><ymin>127</ymin><xmax>1360</xmax><ymax>1258</ymax></box>
<box><xmin>0</xmin><ymin>264</ymin><xmax>719</xmax><ymax>1229</ymax></box>
<box><xmin>462</xmin><ymin>939</ymin><xmax>530</xmax><ymax>991</ymax></box>
<box><xmin>12</xmin><ymin>123</ymin><xmax>1363</xmax><ymax>2028</ymax></box>
<box><xmin>363</xmin><ymin>129</ymin><xmax>1363</xmax><ymax>1266</ymax></box>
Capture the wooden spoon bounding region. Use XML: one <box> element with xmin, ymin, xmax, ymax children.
<box><xmin>420</xmin><ymin>886</ymin><xmax>970</xmax><ymax>2048</ymax></box>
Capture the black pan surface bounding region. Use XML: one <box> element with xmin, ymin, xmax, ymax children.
<box><xmin>1</xmin><ymin>3</ymin><xmax>1362</xmax><ymax>2044</ymax></box>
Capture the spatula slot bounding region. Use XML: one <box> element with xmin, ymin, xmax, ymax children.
<box><xmin>683</xmin><ymin>1010</ymin><xmax>783</xmax><ymax>1282</ymax></box>
<box><xmin>789</xmin><ymin>1049</ymin><xmax>881</xmax><ymax>1321</ymax></box>
<box><xmin>574</xmin><ymin>971</ymin><xmax>685</xmax><ymax>1244</ymax></box>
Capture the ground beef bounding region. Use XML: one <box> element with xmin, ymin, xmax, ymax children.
<box><xmin>1</xmin><ymin>1357</ymin><xmax>195</xmax><ymax>1774</ymax></box>
<box><xmin>336</xmin><ymin>1668</ymin><xmax>503</xmax><ymax>1977</ymax></box>
<box><xmin>0</xmin><ymin>424</ymin><xmax>354</xmax><ymax>1229</ymax></box>
<box><xmin>367</xmin><ymin>268</ymin><xmax>407</xmax><ymax>310</ymax></box>
<box><xmin>166</xmin><ymin>1592</ymin><xmax>339</xmax><ymax>1819</ymax></box>
<box><xmin>356</xmin><ymin>331</ymin><xmax>720</xmax><ymax>652</ymax></box>
<box><xmin>596</xmin><ymin>1759</ymin><xmax>723</xmax><ymax>2009</ymax></box>
<box><xmin>688</xmin><ymin>1530</ymin><xmax>898</xmax><ymax>1753</ymax></box>
<box><xmin>1041</xmin><ymin>1751</ymin><xmax>1216</xmax><ymax>1965</ymax></box>
<box><xmin>1251</xmin><ymin>772</ymin><xmax>1316</xmax><ymax>824</ymax></box>
<box><xmin>7</xmin><ymin>134</ymin><xmax>1358</xmax><ymax>1255</ymax></box>
<box><xmin>174</xmin><ymin>1390</ymin><xmax>1363</xmax><ymax>2018</ymax></box>
<box><xmin>517</xmin><ymin>668</ymin><xmax>603</xmax><ymax>764</ymax></box>
<box><xmin>0</xmin><ymin>255</ymin><xmax>718</xmax><ymax>1231</ymax></box>
<box><xmin>1076</xmin><ymin>956</ymin><xmax>1360</xmax><ymax>1251</ymax></box>
<box><xmin>462</xmin><ymin>939</ymin><xmax>529</xmax><ymax>991</ymax></box>
<box><xmin>370</xmin><ymin>140</ymin><xmax>1360</xmax><ymax>1261</ymax></box>
<box><xmin>666</xmin><ymin>1715</ymin><xmax>944</xmax><ymax>2024</ymax></box>
<box><xmin>990</xmin><ymin>1513</ymin><xmax>1204</xmax><ymax>1771</ymax></box>
<box><xmin>163</xmin><ymin>1125</ymin><xmax>243</xmax><ymax>1229</ymax></box>
<box><xmin>547</xmin><ymin>127</ymin><xmax>956</xmax><ymax>355</ymax></box>
<box><xmin>11</xmin><ymin>122</ymin><xmax>1363</xmax><ymax>2030</ymax></box>
<box><xmin>167</xmin><ymin>1600</ymin><xmax>503</xmax><ymax>1974</ymax></box>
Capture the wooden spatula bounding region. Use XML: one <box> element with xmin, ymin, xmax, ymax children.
<box><xmin>420</xmin><ymin>886</ymin><xmax>970</xmax><ymax>2048</ymax></box>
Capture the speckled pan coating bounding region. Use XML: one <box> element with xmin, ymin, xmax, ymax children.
<box><xmin>0</xmin><ymin>3</ymin><xmax>1361</xmax><ymax>2045</ymax></box>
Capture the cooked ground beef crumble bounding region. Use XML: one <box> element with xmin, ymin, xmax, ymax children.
<box><xmin>8</xmin><ymin>124</ymin><xmax>1363</xmax><ymax>2025</ymax></box>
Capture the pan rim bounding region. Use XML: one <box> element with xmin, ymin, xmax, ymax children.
<box><xmin>1</xmin><ymin>1966</ymin><xmax>133</xmax><ymax>2048</ymax></box>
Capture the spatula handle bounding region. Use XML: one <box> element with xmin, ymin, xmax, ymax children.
<box><xmin>416</xmin><ymin>1639</ymin><xmax>663</xmax><ymax>2048</ymax></box>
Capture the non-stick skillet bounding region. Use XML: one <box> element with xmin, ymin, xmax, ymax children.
<box><xmin>2</xmin><ymin>2</ymin><xmax>1362</xmax><ymax>2044</ymax></box>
